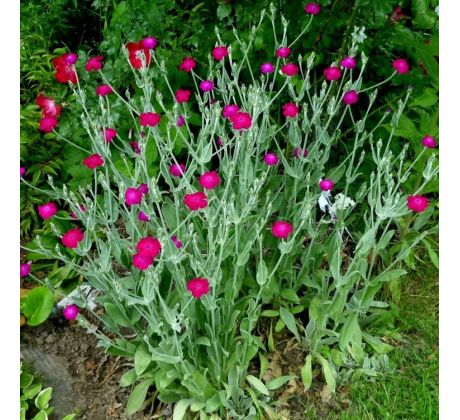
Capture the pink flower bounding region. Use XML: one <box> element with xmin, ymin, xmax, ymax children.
<box><xmin>169</xmin><ymin>163</ymin><xmax>186</xmax><ymax>177</ymax></box>
<box><xmin>179</xmin><ymin>57</ymin><xmax>196</xmax><ymax>72</ymax></box>
<box><xmin>70</xmin><ymin>204</ymin><xmax>86</xmax><ymax>220</ymax></box>
<box><xmin>260</xmin><ymin>63</ymin><xmax>275</xmax><ymax>74</ymax></box>
<box><xmin>96</xmin><ymin>84</ymin><xmax>113</xmax><ymax>96</ymax></box>
<box><xmin>199</xmin><ymin>171</ymin><xmax>220</xmax><ymax>190</ymax></box>
<box><xmin>407</xmin><ymin>195</ymin><xmax>429</xmax><ymax>213</ymax></box>
<box><xmin>212</xmin><ymin>46</ymin><xmax>229</xmax><ymax>61</ymax></box>
<box><xmin>422</xmin><ymin>135</ymin><xmax>437</xmax><ymax>148</ymax></box>
<box><xmin>83</xmin><ymin>154</ymin><xmax>104</xmax><ymax>169</ymax></box>
<box><xmin>133</xmin><ymin>250</ymin><xmax>154</xmax><ymax>270</ymax></box>
<box><xmin>131</xmin><ymin>142</ymin><xmax>141</xmax><ymax>154</ymax></box>
<box><xmin>264</xmin><ymin>152</ymin><xmax>279</xmax><ymax>166</ymax></box>
<box><xmin>64</xmin><ymin>53</ymin><xmax>78</xmax><ymax>65</ymax></box>
<box><xmin>199</xmin><ymin>80</ymin><xmax>214</xmax><ymax>92</ymax></box>
<box><xmin>275</xmin><ymin>47</ymin><xmax>291</xmax><ymax>58</ymax></box>
<box><xmin>139</xmin><ymin>112</ymin><xmax>161</xmax><ymax>127</ymax></box>
<box><xmin>283</xmin><ymin>102</ymin><xmax>299</xmax><ymax>118</ymax></box>
<box><xmin>39</xmin><ymin>116</ymin><xmax>58</xmax><ymax>133</ymax></box>
<box><xmin>20</xmin><ymin>262</ymin><xmax>32</xmax><ymax>278</ymax></box>
<box><xmin>85</xmin><ymin>55</ymin><xmax>104</xmax><ymax>72</ymax></box>
<box><xmin>136</xmin><ymin>237</ymin><xmax>161</xmax><ymax>259</ymax></box>
<box><xmin>323</xmin><ymin>66</ymin><xmax>342</xmax><ymax>81</ymax></box>
<box><xmin>294</xmin><ymin>147</ymin><xmax>308</xmax><ymax>158</ymax></box>
<box><xmin>125</xmin><ymin>187</ymin><xmax>143</xmax><ymax>206</ymax></box>
<box><xmin>340</xmin><ymin>56</ymin><xmax>357</xmax><ymax>69</ymax></box>
<box><xmin>319</xmin><ymin>179</ymin><xmax>334</xmax><ymax>191</ymax></box>
<box><xmin>343</xmin><ymin>90</ymin><xmax>359</xmax><ymax>105</ymax></box>
<box><xmin>103</xmin><ymin>127</ymin><xmax>117</xmax><ymax>142</ymax></box>
<box><xmin>61</xmin><ymin>228</ymin><xmax>84</xmax><ymax>249</ymax></box>
<box><xmin>230</xmin><ymin>112</ymin><xmax>252</xmax><ymax>130</ymax></box>
<box><xmin>177</xmin><ymin>115</ymin><xmax>185</xmax><ymax>127</ymax></box>
<box><xmin>141</xmin><ymin>36</ymin><xmax>158</xmax><ymax>50</ymax></box>
<box><xmin>126</xmin><ymin>42</ymin><xmax>151</xmax><ymax>69</ymax></box>
<box><xmin>63</xmin><ymin>304</ymin><xmax>79</xmax><ymax>320</ymax></box>
<box><xmin>52</xmin><ymin>53</ymin><xmax>78</xmax><ymax>84</ymax></box>
<box><xmin>175</xmin><ymin>89</ymin><xmax>191</xmax><ymax>103</ymax></box>
<box><xmin>222</xmin><ymin>104</ymin><xmax>240</xmax><ymax>119</ymax></box>
<box><xmin>38</xmin><ymin>202</ymin><xmax>58</xmax><ymax>220</ymax></box>
<box><xmin>272</xmin><ymin>221</ymin><xmax>293</xmax><ymax>239</ymax></box>
<box><xmin>184</xmin><ymin>192</ymin><xmax>208</xmax><ymax>211</ymax></box>
<box><xmin>138</xmin><ymin>183</ymin><xmax>149</xmax><ymax>195</ymax></box>
<box><xmin>171</xmin><ymin>236</ymin><xmax>182</xmax><ymax>248</ymax></box>
<box><xmin>392</xmin><ymin>58</ymin><xmax>409</xmax><ymax>74</ymax></box>
<box><xmin>138</xmin><ymin>211</ymin><xmax>151</xmax><ymax>222</ymax></box>
<box><xmin>187</xmin><ymin>277</ymin><xmax>210</xmax><ymax>299</ymax></box>
<box><xmin>20</xmin><ymin>167</ymin><xmax>26</xmax><ymax>177</ymax></box>
<box><xmin>36</xmin><ymin>95</ymin><xmax>61</xmax><ymax>118</ymax></box>
<box><xmin>281</xmin><ymin>63</ymin><xmax>299</xmax><ymax>76</ymax></box>
<box><xmin>304</xmin><ymin>2</ymin><xmax>320</xmax><ymax>14</ymax></box>
<box><xmin>216</xmin><ymin>137</ymin><xmax>223</xmax><ymax>147</ymax></box>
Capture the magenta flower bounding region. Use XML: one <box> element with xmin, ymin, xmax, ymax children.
<box><xmin>275</xmin><ymin>47</ymin><xmax>291</xmax><ymax>58</ymax></box>
<box><xmin>216</xmin><ymin>137</ymin><xmax>223</xmax><ymax>147</ymax></box>
<box><xmin>281</xmin><ymin>63</ymin><xmax>299</xmax><ymax>76</ymax></box>
<box><xmin>319</xmin><ymin>179</ymin><xmax>334</xmax><ymax>191</ymax></box>
<box><xmin>64</xmin><ymin>53</ymin><xmax>78</xmax><ymax>65</ymax></box>
<box><xmin>323</xmin><ymin>66</ymin><xmax>342</xmax><ymax>81</ymax></box>
<box><xmin>272</xmin><ymin>221</ymin><xmax>293</xmax><ymax>239</ymax></box>
<box><xmin>283</xmin><ymin>102</ymin><xmax>299</xmax><ymax>118</ymax></box>
<box><xmin>230</xmin><ymin>112</ymin><xmax>252</xmax><ymax>130</ymax></box>
<box><xmin>343</xmin><ymin>90</ymin><xmax>359</xmax><ymax>105</ymax></box>
<box><xmin>85</xmin><ymin>56</ymin><xmax>104</xmax><ymax>72</ymax></box>
<box><xmin>187</xmin><ymin>277</ymin><xmax>210</xmax><ymax>299</ymax></box>
<box><xmin>83</xmin><ymin>154</ymin><xmax>104</xmax><ymax>170</ymax></box>
<box><xmin>264</xmin><ymin>152</ymin><xmax>279</xmax><ymax>166</ymax></box>
<box><xmin>260</xmin><ymin>62</ymin><xmax>275</xmax><ymax>74</ymax></box>
<box><xmin>38</xmin><ymin>202</ymin><xmax>58</xmax><ymax>220</ymax></box>
<box><xmin>422</xmin><ymin>135</ymin><xmax>437</xmax><ymax>148</ymax></box>
<box><xmin>407</xmin><ymin>195</ymin><xmax>429</xmax><ymax>213</ymax></box>
<box><xmin>140</xmin><ymin>112</ymin><xmax>161</xmax><ymax>127</ymax></box>
<box><xmin>125</xmin><ymin>187</ymin><xmax>143</xmax><ymax>206</ymax></box>
<box><xmin>200</xmin><ymin>80</ymin><xmax>214</xmax><ymax>92</ymax></box>
<box><xmin>169</xmin><ymin>163</ymin><xmax>186</xmax><ymax>177</ymax></box>
<box><xmin>392</xmin><ymin>58</ymin><xmax>409</xmax><ymax>74</ymax></box>
<box><xmin>304</xmin><ymin>2</ymin><xmax>320</xmax><ymax>14</ymax></box>
<box><xmin>141</xmin><ymin>36</ymin><xmax>158</xmax><ymax>50</ymax></box>
<box><xmin>20</xmin><ymin>262</ymin><xmax>32</xmax><ymax>278</ymax></box>
<box><xmin>136</xmin><ymin>237</ymin><xmax>161</xmax><ymax>259</ymax></box>
<box><xmin>175</xmin><ymin>89</ymin><xmax>191</xmax><ymax>103</ymax></box>
<box><xmin>222</xmin><ymin>104</ymin><xmax>240</xmax><ymax>119</ymax></box>
<box><xmin>133</xmin><ymin>250</ymin><xmax>154</xmax><ymax>270</ymax></box>
<box><xmin>138</xmin><ymin>183</ymin><xmax>149</xmax><ymax>195</ymax></box>
<box><xmin>177</xmin><ymin>115</ymin><xmax>185</xmax><ymax>127</ymax></box>
<box><xmin>340</xmin><ymin>56</ymin><xmax>357</xmax><ymax>69</ymax></box>
<box><xmin>103</xmin><ymin>127</ymin><xmax>117</xmax><ymax>143</ymax></box>
<box><xmin>61</xmin><ymin>228</ymin><xmax>84</xmax><ymax>249</ymax></box>
<box><xmin>294</xmin><ymin>147</ymin><xmax>308</xmax><ymax>158</ymax></box>
<box><xmin>39</xmin><ymin>116</ymin><xmax>58</xmax><ymax>133</ymax></box>
<box><xmin>96</xmin><ymin>84</ymin><xmax>113</xmax><ymax>96</ymax></box>
<box><xmin>171</xmin><ymin>236</ymin><xmax>183</xmax><ymax>249</ymax></box>
<box><xmin>199</xmin><ymin>171</ymin><xmax>220</xmax><ymax>190</ymax></box>
<box><xmin>179</xmin><ymin>57</ymin><xmax>196</xmax><ymax>72</ymax></box>
<box><xmin>184</xmin><ymin>192</ymin><xmax>208</xmax><ymax>211</ymax></box>
<box><xmin>138</xmin><ymin>211</ymin><xmax>151</xmax><ymax>222</ymax></box>
<box><xmin>20</xmin><ymin>167</ymin><xmax>26</xmax><ymax>177</ymax></box>
<box><xmin>63</xmin><ymin>304</ymin><xmax>79</xmax><ymax>321</ymax></box>
<box><xmin>212</xmin><ymin>46</ymin><xmax>229</xmax><ymax>61</ymax></box>
<box><xmin>70</xmin><ymin>204</ymin><xmax>87</xmax><ymax>220</ymax></box>
<box><xmin>131</xmin><ymin>142</ymin><xmax>141</xmax><ymax>154</ymax></box>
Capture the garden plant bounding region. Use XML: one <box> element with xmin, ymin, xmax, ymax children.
<box><xmin>20</xmin><ymin>2</ymin><xmax>438</xmax><ymax>418</ymax></box>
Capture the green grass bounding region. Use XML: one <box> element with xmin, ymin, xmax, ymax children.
<box><xmin>342</xmin><ymin>266</ymin><xmax>439</xmax><ymax>420</ymax></box>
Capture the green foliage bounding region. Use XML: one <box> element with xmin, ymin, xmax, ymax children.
<box><xmin>20</xmin><ymin>286</ymin><xmax>54</xmax><ymax>326</ymax></box>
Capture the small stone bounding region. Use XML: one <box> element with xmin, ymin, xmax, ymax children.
<box><xmin>45</xmin><ymin>335</ymin><xmax>56</xmax><ymax>344</ymax></box>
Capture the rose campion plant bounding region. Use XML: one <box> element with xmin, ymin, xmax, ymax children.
<box><xmin>22</xmin><ymin>8</ymin><xmax>438</xmax><ymax>419</ymax></box>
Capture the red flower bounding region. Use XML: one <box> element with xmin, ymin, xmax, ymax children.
<box><xmin>281</xmin><ymin>63</ymin><xmax>299</xmax><ymax>76</ymax></box>
<box><xmin>230</xmin><ymin>112</ymin><xmax>252</xmax><ymax>130</ymax></box>
<box><xmin>179</xmin><ymin>57</ymin><xmax>196</xmax><ymax>72</ymax></box>
<box><xmin>136</xmin><ymin>237</ymin><xmax>161</xmax><ymax>259</ymax></box>
<box><xmin>139</xmin><ymin>112</ymin><xmax>161</xmax><ymax>127</ymax></box>
<box><xmin>175</xmin><ymin>89</ymin><xmax>191</xmax><ymax>103</ymax></box>
<box><xmin>85</xmin><ymin>55</ymin><xmax>104</xmax><ymax>72</ymax></box>
<box><xmin>96</xmin><ymin>84</ymin><xmax>113</xmax><ymax>96</ymax></box>
<box><xmin>126</xmin><ymin>42</ymin><xmax>151</xmax><ymax>69</ymax></box>
<box><xmin>83</xmin><ymin>154</ymin><xmax>104</xmax><ymax>169</ymax></box>
<box><xmin>187</xmin><ymin>277</ymin><xmax>210</xmax><ymax>298</ymax></box>
<box><xmin>36</xmin><ymin>95</ymin><xmax>61</xmax><ymax>118</ymax></box>
<box><xmin>52</xmin><ymin>53</ymin><xmax>78</xmax><ymax>84</ymax></box>
<box><xmin>184</xmin><ymin>192</ymin><xmax>208</xmax><ymax>211</ymax></box>
<box><xmin>39</xmin><ymin>116</ymin><xmax>58</xmax><ymax>133</ymax></box>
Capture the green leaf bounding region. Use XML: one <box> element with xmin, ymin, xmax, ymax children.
<box><xmin>126</xmin><ymin>379</ymin><xmax>153</xmax><ymax>415</ymax></box>
<box><xmin>362</xmin><ymin>332</ymin><xmax>393</xmax><ymax>354</ymax></box>
<box><xmin>317</xmin><ymin>355</ymin><xmax>336</xmax><ymax>393</ymax></box>
<box><xmin>134</xmin><ymin>344</ymin><xmax>152</xmax><ymax>376</ymax></box>
<box><xmin>145</xmin><ymin>139</ymin><xmax>159</xmax><ymax>177</ymax></box>
<box><xmin>266</xmin><ymin>375</ymin><xmax>296</xmax><ymax>390</ymax></box>
<box><xmin>31</xmin><ymin>411</ymin><xmax>48</xmax><ymax>420</ymax></box>
<box><xmin>279</xmin><ymin>307</ymin><xmax>300</xmax><ymax>341</ymax></box>
<box><xmin>339</xmin><ymin>314</ymin><xmax>360</xmax><ymax>351</ymax></box>
<box><xmin>217</xmin><ymin>4</ymin><xmax>231</xmax><ymax>19</ymax></box>
<box><xmin>20</xmin><ymin>373</ymin><xmax>34</xmax><ymax>388</ymax></box>
<box><xmin>62</xmin><ymin>415</ymin><xmax>77</xmax><ymax>420</ymax></box>
<box><xmin>195</xmin><ymin>337</ymin><xmax>211</xmax><ymax>346</ymax></box>
<box><xmin>25</xmin><ymin>383</ymin><xmax>42</xmax><ymax>399</ymax></box>
<box><xmin>246</xmin><ymin>375</ymin><xmax>269</xmax><ymax>396</ymax></box>
<box><xmin>301</xmin><ymin>355</ymin><xmax>313</xmax><ymax>390</ymax></box>
<box><xmin>35</xmin><ymin>387</ymin><xmax>53</xmax><ymax>410</ymax></box>
<box><xmin>369</xmin><ymin>269</ymin><xmax>407</xmax><ymax>286</ymax></box>
<box><xmin>173</xmin><ymin>399</ymin><xmax>191</xmax><ymax>420</ymax></box>
<box><xmin>120</xmin><ymin>369</ymin><xmax>137</xmax><ymax>387</ymax></box>
<box><xmin>410</xmin><ymin>89</ymin><xmax>438</xmax><ymax>108</ymax></box>
<box><xmin>281</xmin><ymin>289</ymin><xmax>300</xmax><ymax>304</ymax></box>
<box><xmin>261</xmin><ymin>310</ymin><xmax>279</xmax><ymax>317</ymax></box>
<box><xmin>236</xmin><ymin>241</ymin><xmax>253</xmax><ymax>266</ymax></box>
<box><xmin>22</xmin><ymin>287</ymin><xmax>54</xmax><ymax>326</ymax></box>
<box><xmin>256</xmin><ymin>260</ymin><xmax>268</xmax><ymax>286</ymax></box>
<box><xmin>422</xmin><ymin>239</ymin><xmax>439</xmax><ymax>269</ymax></box>
<box><xmin>104</xmin><ymin>303</ymin><xmax>131</xmax><ymax>327</ymax></box>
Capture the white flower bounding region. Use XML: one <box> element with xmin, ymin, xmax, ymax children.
<box><xmin>330</xmin><ymin>193</ymin><xmax>356</xmax><ymax>215</ymax></box>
